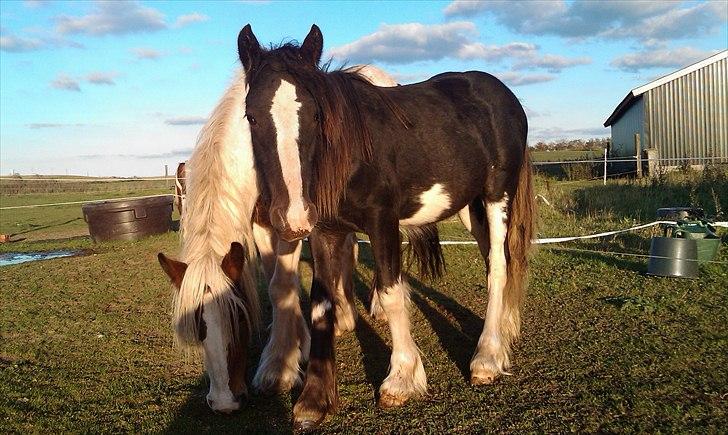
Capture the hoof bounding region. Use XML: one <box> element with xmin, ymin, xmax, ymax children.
<box><xmin>293</xmin><ymin>417</ymin><xmax>325</xmax><ymax>432</ymax></box>
<box><xmin>470</xmin><ymin>371</ymin><xmax>498</xmax><ymax>385</ymax></box>
<box><xmin>293</xmin><ymin>405</ymin><xmax>329</xmax><ymax>432</ymax></box>
<box><xmin>377</xmin><ymin>392</ymin><xmax>410</xmax><ymax>409</ymax></box>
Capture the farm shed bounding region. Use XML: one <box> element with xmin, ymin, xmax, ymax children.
<box><xmin>604</xmin><ymin>50</ymin><xmax>727</xmax><ymax>168</ymax></box>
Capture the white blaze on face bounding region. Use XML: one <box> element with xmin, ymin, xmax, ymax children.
<box><xmin>270</xmin><ymin>79</ymin><xmax>308</xmax><ymax>231</ymax></box>
<box><xmin>399</xmin><ymin>183</ymin><xmax>452</xmax><ymax>226</ymax></box>
<box><xmin>201</xmin><ymin>296</ymin><xmax>239</xmax><ymax>412</ymax></box>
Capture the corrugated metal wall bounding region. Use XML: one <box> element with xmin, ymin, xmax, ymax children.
<box><xmin>644</xmin><ymin>56</ymin><xmax>728</xmax><ymax>164</ymax></box>
<box><xmin>610</xmin><ymin>97</ymin><xmax>645</xmax><ymax>157</ymax></box>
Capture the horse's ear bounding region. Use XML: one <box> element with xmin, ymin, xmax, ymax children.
<box><xmin>300</xmin><ymin>24</ymin><xmax>323</xmax><ymax>67</ymax></box>
<box><xmin>158</xmin><ymin>253</ymin><xmax>187</xmax><ymax>289</ymax></box>
<box><xmin>221</xmin><ymin>242</ymin><xmax>248</xmax><ymax>283</ymax></box>
<box><xmin>238</xmin><ymin>24</ymin><xmax>261</xmax><ymax>73</ymax></box>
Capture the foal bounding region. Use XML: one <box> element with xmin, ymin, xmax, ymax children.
<box><xmin>239</xmin><ymin>24</ymin><xmax>535</xmax><ymax>429</ymax></box>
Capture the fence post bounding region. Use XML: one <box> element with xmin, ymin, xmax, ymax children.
<box><xmin>634</xmin><ymin>133</ymin><xmax>642</xmax><ymax>179</ymax></box>
<box><xmin>603</xmin><ymin>148</ymin><xmax>607</xmax><ymax>185</ymax></box>
<box><xmin>646</xmin><ymin>148</ymin><xmax>659</xmax><ymax>178</ymax></box>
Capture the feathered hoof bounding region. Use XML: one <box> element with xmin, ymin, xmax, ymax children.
<box><xmin>469</xmin><ymin>352</ymin><xmax>508</xmax><ymax>386</ymax></box>
<box><xmin>377</xmin><ymin>392</ymin><xmax>411</xmax><ymax>409</ymax></box>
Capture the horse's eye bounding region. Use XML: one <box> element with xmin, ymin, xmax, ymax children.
<box><xmin>314</xmin><ymin>113</ymin><xmax>320</xmax><ymax>122</ymax></box>
<box><xmin>245</xmin><ymin>114</ymin><xmax>257</xmax><ymax>125</ymax></box>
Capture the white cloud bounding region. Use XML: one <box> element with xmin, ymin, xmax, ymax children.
<box><xmin>86</xmin><ymin>71</ymin><xmax>118</xmax><ymax>85</ymax></box>
<box><xmin>173</xmin><ymin>13</ymin><xmax>209</xmax><ymax>28</ymax></box>
<box><xmin>131</xmin><ymin>47</ymin><xmax>163</xmax><ymax>60</ymax></box>
<box><xmin>495</xmin><ymin>71</ymin><xmax>556</xmax><ymax>86</ymax></box>
<box><xmin>164</xmin><ymin>116</ymin><xmax>206</xmax><ymax>126</ymax></box>
<box><xmin>27</xmin><ymin>123</ymin><xmax>85</xmax><ymax>129</ymax></box>
<box><xmin>0</xmin><ymin>33</ymin><xmax>44</xmax><ymax>52</ymax></box>
<box><xmin>611</xmin><ymin>47</ymin><xmax>720</xmax><ymax>72</ymax></box>
<box><xmin>0</xmin><ymin>28</ymin><xmax>84</xmax><ymax>52</ymax></box>
<box><xmin>444</xmin><ymin>0</ymin><xmax>727</xmax><ymax>42</ymax></box>
<box><xmin>23</xmin><ymin>0</ymin><xmax>50</xmax><ymax>8</ymax></box>
<box><xmin>56</xmin><ymin>1</ymin><xmax>166</xmax><ymax>36</ymax></box>
<box><xmin>513</xmin><ymin>54</ymin><xmax>591</xmax><ymax>73</ymax></box>
<box><xmin>329</xmin><ymin>22</ymin><xmax>588</xmax><ymax>73</ymax></box>
<box><xmin>50</xmin><ymin>74</ymin><xmax>81</xmax><ymax>92</ymax></box>
<box><xmin>329</xmin><ymin>22</ymin><xmax>478</xmax><ymax>64</ymax></box>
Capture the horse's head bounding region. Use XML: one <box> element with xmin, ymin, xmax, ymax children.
<box><xmin>158</xmin><ymin>242</ymin><xmax>252</xmax><ymax>413</ymax></box>
<box><xmin>236</xmin><ymin>24</ymin><xmax>327</xmax><ymax>242</ymax></box>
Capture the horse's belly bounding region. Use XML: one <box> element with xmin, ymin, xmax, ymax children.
<box><xmin>398</xmin><ymin>183</ymin><xmax>453</xmax><ymax>226</ymax></box>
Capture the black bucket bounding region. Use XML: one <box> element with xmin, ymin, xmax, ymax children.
<box><xmin>82</xmin><ymin>195</ymin><xmax>173</xmax><ymax>243</ymax></box>
<box><xmin>647</xmin><ymin>237</ymin><xmax>699</xmax><ymax>278</ymax></box>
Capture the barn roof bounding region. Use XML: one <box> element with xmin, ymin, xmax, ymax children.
<box><xmin>603</xmin><ymin>50</ymin><xmax>728</xmax><ymax>127</ymax></box>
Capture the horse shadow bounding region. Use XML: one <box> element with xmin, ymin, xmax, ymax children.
<box><xmin>352</xmin><ymin>243</ymin><xmax>483</xmax><ymax>384</ymax></box>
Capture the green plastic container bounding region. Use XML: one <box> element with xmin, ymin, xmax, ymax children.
<box><xmin>673</xmin><ymin>221</ymin><xmax>721</xmax><ymax>264</ymax></box>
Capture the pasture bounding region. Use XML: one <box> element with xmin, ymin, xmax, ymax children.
<box><xmin>1</xmin><ymin>169</ymin><xmax>727</xmax><ymax>432</ymax></box>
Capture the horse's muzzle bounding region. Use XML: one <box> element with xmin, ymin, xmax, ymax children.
<box><xmin>269</xmin><ymin>202</ymin><xmax>318</xmax><ymax>242</ymax></box>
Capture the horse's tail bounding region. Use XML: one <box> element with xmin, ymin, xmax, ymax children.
<box><xmin>503</xmin><ymin>149</ymin><xmax>535</xmax><ymax>347</ymax></box>
<box><xmin>403</xmin><ymin>224</ymin><xmax>445</xmax><ymax>280</ymax></box>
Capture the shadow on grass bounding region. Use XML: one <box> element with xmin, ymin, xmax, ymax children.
<box><xmin>549</xmin><ymin>245</ymin><xmax>646</xmax><ymax>273</ymax></box>
<box><xmin>408</xmin><ymin>276</ymin><xmax>482</xmax><ymax>380</ymax></box>
<box><xmin>10</xmin><ymin>217</ymin><xmax>81</xmax><ymax>236</ymax></box>
<box><xmin>351</xmin><ymin>242</ymin><xmax>483</xmax><ymax>383</ymax></box>
<box><xmin>163</xmin><ymin>374</ymin><xmax>293</xmax><ymax>434</ymax></box>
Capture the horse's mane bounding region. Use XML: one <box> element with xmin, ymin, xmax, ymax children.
<box><xmin>247</xmin><ymin>43</ymin><xmax>410</xmax><ymax>218</ymax></box>
<box><xmin>174</xmin><ymin>69</ymin><xmax>260</xmax><ymax>348</ymax></box>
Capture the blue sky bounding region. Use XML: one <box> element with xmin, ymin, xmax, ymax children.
<box><xmin>1</xmin><ymin>0</ymin><xmax>726</xmax><ymax>176</ymax></box>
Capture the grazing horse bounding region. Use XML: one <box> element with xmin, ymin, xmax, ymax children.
<box><xmin>158</xmin><ymin>64</ymin><xmax>399</xmax><ymax>412</ymax></box>
<box><xmin>158</xmin><ymin>70</ymin><xmax>260</xmax><ymax>413</ymax></box>
<box><xmin>238</xmin><ymin>24</ymin><xmax>535</xmax><ymax>429</ymax></box>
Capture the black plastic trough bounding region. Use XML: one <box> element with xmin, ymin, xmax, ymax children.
<box><xmin>82</xmin><ymin>195</ymin><xmax>173</xmax><ymax>243</ymax></box>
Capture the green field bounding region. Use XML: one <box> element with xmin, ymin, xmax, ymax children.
<box><xmin>1</xmin><ymin>171</ymin><xmax>727</xmax><ymax>432</ymax></box>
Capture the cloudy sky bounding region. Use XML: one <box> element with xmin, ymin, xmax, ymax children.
<box><xmin>1</xmin><ymin>0</ymin><xmax>726</xmax><ymax>176</ymax></box>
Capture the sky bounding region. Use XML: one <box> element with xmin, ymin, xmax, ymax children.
<box><xmin>1</xmin><ymin>0</ymin><xmax>726</xmax><ymax>176</ymax></box>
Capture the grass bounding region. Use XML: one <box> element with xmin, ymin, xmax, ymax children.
<box><xmin>1</xmin><ymin>172</ymin><xmax>727</xmax><ymax>433</ymax></box>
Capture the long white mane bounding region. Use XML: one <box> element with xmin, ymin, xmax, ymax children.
<box><xmin>173</xmin><ymin>69</ymin><xmax>260</xmax><ymax>347</ymax></box>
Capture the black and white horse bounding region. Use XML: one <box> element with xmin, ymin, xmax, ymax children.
<box><xmin>238</xmin><ymin>24</ymin><xmax>535</xmax><ymax>429</ymax></box>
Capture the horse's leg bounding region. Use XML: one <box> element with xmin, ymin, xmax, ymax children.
<box><xmin>253</xmin><ymin>238</ymin><xmax>310</xmax><ymax>393</ymax></box>
<box><xmin>369</xmin><ymin>214</ymin><xmax>426</xmax><ymax>408</ymax></box>
<box><xmin>469</xmin><ymin>194</ymin><xmax>512</xmax><ymax>384</ymax></box>
<box><xmin>293</xmin><ymin>229</ymin><xmax>346</xmax><ymax>430</ymax></box>
<box><xmin>252</xmin><ymin>221</ymin><xmax>277</xmax><ymax>283</ymax></box>
<box><xmin>334</xmin><ymin>233</ymin><xmax>358</xmax><ymax>336</ymax></box>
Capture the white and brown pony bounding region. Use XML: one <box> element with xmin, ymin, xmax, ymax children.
<box><xmin>159</xmin><ymin>64</ymin><xmax>398</xmax><ymax>412</ymax></box>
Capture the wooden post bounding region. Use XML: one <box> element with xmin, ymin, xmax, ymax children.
<box><xmin>634</xmin><ymin>133</ymin><xmax>642</xmax><ymax>179</ymax></box>
<box><xmin>646</xmin><ymin>148</ymin><xmax>660</xmax><ymax>178</ymax></box>
<box><xmin>603</xmin><ymin>148</ymin><xmax>607</xmax><ymax>185</ymax></box>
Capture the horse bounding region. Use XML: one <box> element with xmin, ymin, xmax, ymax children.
<box><xmin>238</xmin><ymin>24</ymin><xmax>535</xmax><ymax>429</ymax></box>
<box><xmin>158</xmin><ymin>64</ymin><xmax>400</xmax><ymax>413</ymax></box>
<box><xmin>174</xmin><ymin>162</ymin><xmax>186</xmax><ymax>216</ymax></box>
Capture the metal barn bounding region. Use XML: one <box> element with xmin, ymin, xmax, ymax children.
<box><xmin>604</xmin><ymin>50</ymin><xmax>727</xmax><ymax>168</ymax></box>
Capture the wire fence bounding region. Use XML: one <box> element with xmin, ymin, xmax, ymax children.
<box><xmin>1</xmin><ymin>155</ymin><xmax>726</xmax><ymax>267</ymax></box>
